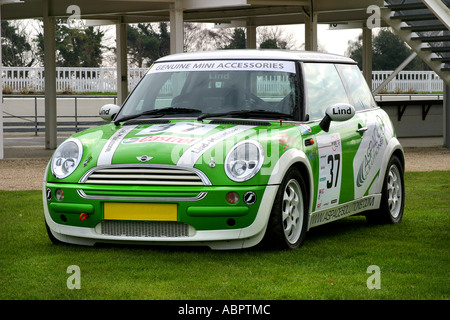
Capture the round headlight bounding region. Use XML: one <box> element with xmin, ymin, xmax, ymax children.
<box><xmin>225</xmin><ymin>140</ymin><xmax>264</xmax><ymax>182</ymax></box>
<box><xmin>51</xmin><ymin>138</ymin><xmax>83</xmax><ymax>179</ymax></box>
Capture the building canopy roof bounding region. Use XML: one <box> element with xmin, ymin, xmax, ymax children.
<box><xmin>1</xmin><ymin>0</ymin><xmax>385</xmax><ymax>27</ymax></box>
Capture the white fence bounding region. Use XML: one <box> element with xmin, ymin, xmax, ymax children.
<box><xmin>2</xmin><ymin>67</ymin><xmax>147</xmax><ymax>93</ymax></box>
<box><xmin>372</xmin><ymin>71</ymin><xmax>444</xmax><ymax>93</ymax></box>
<box><xmin>1</xmin><ymin>67</ymin><xmax>445</xmax><ymax>94</ymax></box>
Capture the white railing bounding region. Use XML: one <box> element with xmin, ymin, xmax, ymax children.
<box><xmin>372</xmin><ymin>70</ymin><xmax>443</xmax><ymax>93</ymax></box>
<box><xmin>1</xmin><ymin>67</ymin><xmax>445</xmax><ymax>94</ymax></box>
<box><xmin>1</xmin><ymin>67</ymin><xmax>147</xmax><ymax>93</ymax></box>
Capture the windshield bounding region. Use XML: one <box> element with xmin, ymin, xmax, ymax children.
<box><xmin>117</xmin><ymin>60</ymin><xmax>298</xmax><ymax>121</ymax></box>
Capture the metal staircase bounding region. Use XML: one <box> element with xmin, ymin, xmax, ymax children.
<box><xmin>381</xmin><ymin>0</ymin><xmax>450</xmax><ymax>85</ymax></box>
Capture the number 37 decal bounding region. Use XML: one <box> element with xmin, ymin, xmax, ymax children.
<box><xmin>316</xmin><ymin>134</ymin><xmax>342</xmax><ymax>210</ymax></box>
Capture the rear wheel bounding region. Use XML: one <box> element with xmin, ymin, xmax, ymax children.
<box><xmin>366</xmin><ymin>155</ymin><xmax>404</xmax><ymax>224</ymax></box>
<box><xmin>264</xmin><ymin>167</ymin><xmax>308</xmax><ymax>249</ymax></box>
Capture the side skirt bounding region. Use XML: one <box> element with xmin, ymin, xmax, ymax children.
<box><xmin>308</xmin><ymin>194</ymin><xmax>381</xmax><ymax>229</ymax></box>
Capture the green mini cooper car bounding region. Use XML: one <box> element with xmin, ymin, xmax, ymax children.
<box><xmin>44</xmin><ymin>50</ymin><xmax>405</xmax><ymax>249</ymax></box>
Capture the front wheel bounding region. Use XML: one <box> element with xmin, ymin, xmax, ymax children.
<box><xmin>366</xmin><ymin>155</ymin><xmax>405</xmax><ymax>224</ymax></box>
<box><xmin>264</xmin><ymin>168</ymin><xmax>308</xmax><ymax>249</ymax></box>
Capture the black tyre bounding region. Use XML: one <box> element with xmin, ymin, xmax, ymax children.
<box><xmin>366</xmin><ymin>155</ymin><xmax>405</xmax><ymax>224</ymax></box>
<box><xmin>264</xmin><ymin>167</ymin><xmax>308</xmax><ymax>249</ymax></box>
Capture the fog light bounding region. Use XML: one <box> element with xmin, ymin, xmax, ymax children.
<box><xmin>226</xmin><ymin>192</ymin><xmax>239</xmax><ymax>204</ymax></box>
<box><xmin>55</xmin><ymin>189</ymin><xmax>64</xmax><ymax>201</ymax></box>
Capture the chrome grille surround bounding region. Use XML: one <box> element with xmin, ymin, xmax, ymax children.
<box><xmin>76</xmin><ymin>189</ymin><xmax>208</xmax><ymax>202</ymax></box>
<box><xmin>79</xmin><ymin>164</ymin><xmax>211</xmax><ymax>186</ymax></box>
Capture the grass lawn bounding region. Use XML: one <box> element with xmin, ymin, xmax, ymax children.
<box><xmin>0</xmin><ymin>171</ymin><xmax>448</xmax><ymax>300</ymax></box>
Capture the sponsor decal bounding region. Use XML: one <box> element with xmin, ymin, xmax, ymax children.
<box><xmin>83</xmin><ymin>156</ymin><xmax>92</xmax><ymax>167</ymax></box>
<box><xmin>149</xmin><ymin>60</ymin><xmax>296</xmax><ymax>74</ymax></box>
<box><xmin>297</xmin><ymin>124</ymin><xmax>312</xmax><ymax>134</ymax></box>
<box><xmin>353</xmin><ymin>114</ymin><xmax>387</xmax><ymax>199</ymax></box>
<box><xmin>243</xmin><ymin>191</ymin><xmax>257</xmax><ymax>205</ymax></box>
<box><xmin>46</xmin><ymin>188</ymin><xmax>52</xmax><ymax>201</ymax></box>
<box><xmin>278</xmin><ymin>133</ymin><xmax>296</xmax><ymax>150</ymax></box>
<box><xmin>356</xmin><ymin>126</ymin><xmax>384</xmax><ymax>188</ymax></box>
<box><xmin>137</xmin><ymin>122</ymin><xmax>218</xmax><ymax>136</ymax></box>
<box><xmin>315</xmin><ymin>133</ymin><xmax>342</xmax><ymax>210</ymax></box>
<box><xmin>310</xmin><ymin>195</ymin><xmax>378</xmax><ymax>227</ymax></box>
<box><xmin>307</xmin><ymin>151</ymin><xmax>317</xmax><ymax>160</ymax></box>
<box><xmin>177</xmin><ymin>125</ymin><xmax>254</xmax><ymax>167</ymax></box>
<box><xmin>122</xmin><ymin>135</ymin><xmax>199</xmax><ymax>145</ymax></box>
<box><xmin>97</xmin><ymin>125</ymin><xmax>137</xmax><ymax>166</ymax></box>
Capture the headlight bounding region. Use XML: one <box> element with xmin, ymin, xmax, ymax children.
<box><xmin>225</xmin><ymin>140</ymin><xmax>264</xmax><ymax>182</ymax></box>
<box><xmin>51</xmin><ymin>138</ymin><xmax>83</xmax><ymax>179</ymax></box>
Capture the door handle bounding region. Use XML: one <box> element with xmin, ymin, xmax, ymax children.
<box><xmin>357</xmin><ymin>127</ymin><xmax>368</xmax><ymax>133</ymax></box>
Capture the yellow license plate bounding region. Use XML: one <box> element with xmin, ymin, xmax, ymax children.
<box><xmin>104</xmin><ymin>203</ymin><xmax>177</xmax><ymax>221</ymax></box>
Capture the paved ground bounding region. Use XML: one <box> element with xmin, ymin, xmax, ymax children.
<box><xmin>0</xmin><ymin>135</ymin><xmax>449</xmax><ymax>191</ymax></box>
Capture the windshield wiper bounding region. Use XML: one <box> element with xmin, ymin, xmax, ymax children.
<box><xmin>197</xmin><ymin>109</ymin><xmax>292</xmax><ymax>122</ymax></box>
<box><xmin>114</xmin><ymin>107</ymin><xmax>202</xmax><ymax>125</ymax></box>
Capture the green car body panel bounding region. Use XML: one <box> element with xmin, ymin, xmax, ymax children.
<box><xmin>43</xmin><ymin>50</ymin><xmax>404</xmax><ymax>249</ymax></box>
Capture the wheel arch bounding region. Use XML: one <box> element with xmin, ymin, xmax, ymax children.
<box><xmin>267</xmin><ymin>148</ymin><xmax>314</xmax><ymax>228</ymax></box>
<box><xmin>376</xmin><ymin>137</ymin><xmax>405</xmax><ymax>194</ymax></box>
<box><xmin>392</xmin><ymin>147</ymin><xmax>405</xmax><ymax>173</ymax></box>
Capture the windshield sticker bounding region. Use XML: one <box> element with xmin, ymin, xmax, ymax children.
<box><xmin>137</xmin><ymin>122</ymin><xmax>218</xmax><ymax>136</ymax></box>
<box><xmin>149</xmin><ymin>60</ymin><xmax>296</xmax><ymax>74</ymax></box>
<box><xmin>122</xmin><ymin>135</ymin><xmax>200</xmax><ymax>145</ymax></box>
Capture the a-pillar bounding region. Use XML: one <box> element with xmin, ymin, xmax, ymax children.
<box><xmin>362</xmin><ymin>27</ymin><xmax>373</xmax><ymax>90</ymax></box>
<box><xmin>170</xmin><ymin>0</ymin><xmax>184</xmax><ymax>54</ymax></box>
<box><xmin>43</xmin><ymin>0</ymin><xmax>57</xmax><ymax>150</ymax></box>
<box><xmin>116</xmin><ymin>20</ymin><xmax>128</xmax><ymax>105</ymax></box>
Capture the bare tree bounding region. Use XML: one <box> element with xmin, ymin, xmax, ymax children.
<box><xmin>257</xmin><ymin>26</ymin><xmax>301</xmax><ymax>50</ymax></box>
<box><xmin>183</xmin><ymin>23</ymin><xmax>231</xmax><ymax>52</ymax></box>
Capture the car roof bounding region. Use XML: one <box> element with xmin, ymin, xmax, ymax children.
<box><xmin>156</xmin><ymin>49</ymin><xmax>356</xmax><ymax>64</ymax></box>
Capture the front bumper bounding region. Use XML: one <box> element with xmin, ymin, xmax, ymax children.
<box><xmin>43</xmin><ymin>182</ymin><xmax>278</xmax><ymax>250</ymax></box>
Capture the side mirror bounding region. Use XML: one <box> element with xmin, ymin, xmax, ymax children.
<box><xmin>99</xmin><ymin>104</ymin><xmax>121</xmax><ymax>122</ymax></box>
<box><xmin>319</xmin><ymin>103</ymin><xmax>355</xmax><ymax>132</ymax></box>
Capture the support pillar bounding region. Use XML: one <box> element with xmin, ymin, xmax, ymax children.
<box><xmin>304</xmin><ymin>12</ymin><xmax>317</xmax><ymax>51</ymax></box>
<box><xmin>445</xmin><ymin>84</ymin><xmax>449</xmax><ymax>148</ymax></box>
<box><xmin>0</xmin><ymin>5</ymin><xmax>3</xmax><ymax>159</ymax></box>
<box><xmin>246</xmin><ymin>25</ymin><xmax>256</xmax><ymax>49</ymax></box>
<box><xmin>362</xmin><ymin>27</ymin><xmax>373</xmax><ymax>90</ymax></box>
<box><xmin>116</xmin><ymin>21</ymin><xmax>128</xmax><ymax>105</ymax></box>
<box><xmin>170</xmin><ymin>0</ymin><xmax>184</xmax><ymax>54</ymax></box>
<box><xmin>43</xmin><ymin>1</ymin><xmax>57</xmax><ymax>150</ymax></box>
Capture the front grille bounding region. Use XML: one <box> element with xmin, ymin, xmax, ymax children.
<box><xmin>99</xmin><ymin>221</ymin><xmax>192</xmax><ymax>238</ymax></box>
<box><xmin>80</xmin><ymin>165</ymin><xmax>210</xmax><ymax>186</ymax></box>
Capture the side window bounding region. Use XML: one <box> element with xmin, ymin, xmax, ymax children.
<box><xmin>338</xmin><ymin>64</ymin><xmax>376</xmax><ymax>110</ymax></box>
<box><xmin>303</xmin><ymin>63</ymin><xmax>350</xmax><ymax>120</ymax></box>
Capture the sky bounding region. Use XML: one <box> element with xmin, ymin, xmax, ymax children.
<box><xmin>282</xmin><ymin>24</ymin><xmax>362</xmax><ymax>56</ymax></box>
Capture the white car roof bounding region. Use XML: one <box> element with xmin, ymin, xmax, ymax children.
<box><xmin>156</xmin><ymin>49</ymin><xmax>356</xmax><ymax>64</ymax></box>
